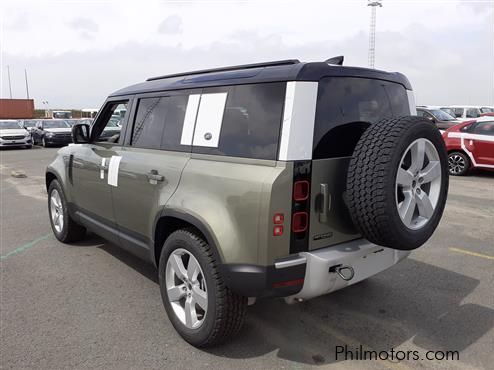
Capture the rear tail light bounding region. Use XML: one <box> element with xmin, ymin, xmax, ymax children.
<box><xmin>292</xmin><ymin>212</ymin><xmax>308</xmax><ymax>233</ymax></box>
<box><xmin>273</xmin><ymin>225</ymin><xmax>284</xmax><ymax>236</ymax></box>
<box><xmin>293</xmin><ymin>180</ymin><xmax>310</xmax><ymax>201</ymax></box>
<box><xmin>273</xmin><ymin>213</ymin><xmax>284</xmax><ymax>224</ymax></box>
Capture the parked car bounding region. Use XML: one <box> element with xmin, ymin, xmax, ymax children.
<box><xmin>440</xmin><ymin>107</ymin><xmax>457</xmax><ymax>118</ymax></box>
<box><xmin>52</xmin><ymin>110</ymin><xmax>72</xmax><ymax>119</ymax></box>
<box><xmin>46</xmin><ymin>58</ymin><xmax>448</xmax><ymax>347</ymax></box>
<box><xmin>0</xmin><ymin>120</ymin><xmax>32</xmax><ymax>149</ymax></box>
<box><xmin>443</xmin><ymin>118</ymin><xmax>494</xmax><ymax>175</ymax></box>
<box><xmin>21</xmin><ymin>119</ymin><xmax>40</xmax><ymax>133</ymax></box>
<box><xmin>416</xmin><ymin>106</ymin><xmax>460</xmax><ymax>130</ymax></box>
<box><xmin>441</xmin><ymin>106</ymin><xmax>482</xmax><ymax>121</ymax></box>
<box><xmin>32</xmin><ymin>119</ymin><xmax>72</xmax><ymax>147</ymax></box>
<box><xmin>480</xmin><ymin>107</ymin><xmax>494</xmax><ymax>117</ymax></box>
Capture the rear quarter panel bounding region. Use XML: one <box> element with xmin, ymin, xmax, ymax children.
<box><xmin>166</xmin><ymin>154</ymin><xmax>293</xmax><ymax>266</ymax></box>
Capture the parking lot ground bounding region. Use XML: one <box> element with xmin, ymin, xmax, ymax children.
<box><xmin>1</xmin><ymin>147</ymin><xmax>493</xmax><ymax>370</ymax></box>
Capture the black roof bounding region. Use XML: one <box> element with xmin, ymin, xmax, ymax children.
<box><xmin>110</xmin><ymin>60</ymin><xmax>412</xmax><ymax>97</ymax></box>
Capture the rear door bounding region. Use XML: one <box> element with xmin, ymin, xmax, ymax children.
<box><xmin>309</xmin><ymin>77</ymin><xmax>411</xmax><ymax>250</ymax></box>
<box><xmin>110</xmin><ymin>91</ymin><xmax>194</xmax><ymax>258</ymax></box>
<box><xmin>469</xmin><ymin>121</ymin><xmax>494</xmax><ymax>166</ymax></box>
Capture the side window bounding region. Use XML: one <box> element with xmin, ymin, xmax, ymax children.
<box><xmin>191</xmin><ymin>83</ymin><xmax>286</xmax><ymax>160</ymax></box>
<box><xmin>92</xmin><ymin>101</ymin><xmax>127</xmax><ymax>143</ymax></box>
<box><xmin>454</xmin><ymin>108</ymin><xmax>464</xmax><ymax>118</ymax></box>
<box><xmin>416</xmin><ymin>110</ymin><xmax>425</xmax><ymax>117</ymax></box>
<box><xmin>132</xmin><ymin>98</ymin><xmax>167</xmax><ymax>149</ymax></box>
<box><xmin>471</xmin><ymin>121</ymin><xmax>494</xmax><ymax>136</ymax></box>
<box><xmin>466</xmin><ymin>108</ymin><xmax>480</xmax><ymax>118</ymax></box>
<box><xmin>161</xmin><ymin>95</ymin><xmax>189</xmax><ymax>151</ymax></box>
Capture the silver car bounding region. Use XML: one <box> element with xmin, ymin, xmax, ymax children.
<box><xmin>0</xmin><ymin>120</ymin><xmax>32</xmax><ymax>148</ymax></box>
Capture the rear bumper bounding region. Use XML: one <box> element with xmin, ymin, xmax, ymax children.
<box><xmin>285</xmin><ymin>239</ymin><xmax>410</xmax><ymax>303</ymax></box>
<box><xmin>221</xmin><ymin>239</ymin><xmax>409</xmax><ymax>300</ymax></box>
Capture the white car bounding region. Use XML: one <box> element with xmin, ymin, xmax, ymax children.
<box><xmin>0</xmin><ymin>120</ymin><xmax>32</xmax><ymax>149</ymax></box>
<box><xmin>441</xmin><ymin>105</ymin><xmax>482</xmax><ymax>121</ymax></box>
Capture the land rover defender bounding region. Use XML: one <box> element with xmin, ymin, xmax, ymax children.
<box><xmin>46</xmin><ymin>58</ymin><xmax>448</xmax><ymax>347</ymax></box>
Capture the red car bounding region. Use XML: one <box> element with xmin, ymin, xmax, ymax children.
<box><xmin>443</xmin><ymin>119</ymin><xmax>494</xmax><ymax>175</ymax></box>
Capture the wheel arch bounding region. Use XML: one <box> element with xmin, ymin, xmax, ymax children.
<box><xmin>153</xmin><ymin>209</ymin><xmax>224</xmax><ymax>268</ymax></box>
<box><xmin>45</xmin><ymin>169</ymin><xmax>62</xmax><ymax>191</ymax></box>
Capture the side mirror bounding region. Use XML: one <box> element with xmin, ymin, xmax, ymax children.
<box><xmin>72</xmin><ymin>123</ymin><xmax>90</xmax><ymax>144</ymax></box>
<box><xmin>427</xmin><ymin>116</ymin><xmax>436</xmax><ymax>123</ymax></box>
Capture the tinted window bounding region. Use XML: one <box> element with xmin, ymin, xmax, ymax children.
<box><xmin>471</xmin><ymin>121</ymin><xmax>494</xmax><ymax>136</ymax></box>
<box><xmin>313</xmin><ymin>77</ymin><xmax>410</xmax><ymax>159</ymax></box>
<box><xmin>161</xmin><ymin>95</ymin><xmax>189</xmax><ymax>151</ymax></box>
<box><xmin>453</xmin><ymin>108</ymin><xmax>464</xmax><ymax>118</ymax></box>
<box><xmin>132</xmin><ymin>98</ymin><xmax>167</xmax><ymax>149</ymax></box>
<box><xmin>192</xmin><ymin>83</ymin><xmax>286</xmax><ymax>160</ymax></box>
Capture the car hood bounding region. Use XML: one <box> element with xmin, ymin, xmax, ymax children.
<box><xmin>0</xmin><ymin>129</ymin><xmax>28</xmax><ymax>136</ymax></box>
<box><xmin>45</xmin><ymin>128</ymin><xmax>72</xmax><ymax>133</ymax></box>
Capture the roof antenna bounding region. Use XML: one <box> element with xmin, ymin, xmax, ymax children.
<box><xmin>325</xmin><ymin>56</ymin><xmax>344</xmax><ymax>65</ymax></box>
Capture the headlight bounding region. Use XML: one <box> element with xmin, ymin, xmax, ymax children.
<box><xmin>25</xmin><ymin>132</ymin><xmax>30</xmax><ymax>137</ymax></box>
<box><xmin>46</xmin><ymin>132</ymin><xmax>54</xmax><ymax>138</ymax></box>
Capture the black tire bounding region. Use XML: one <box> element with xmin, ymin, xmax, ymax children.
<box><xmin>346</xmin><ymin>116</ymin><xmax>449</xmax><ymax>251</ymax></box>
<box><xmin>159</xmin><ymin>229</ymin><xmax>247</xmax><ymax>347</ymax></box>
<box><xmin>448</xmin><ymin>151</ymin><xmax>470</xmax><ymax>176</ymax></box>
<box><xmin>47</xmin><ymin>179</ymin><xmax>86</xmax><ymax>242</ymax></box>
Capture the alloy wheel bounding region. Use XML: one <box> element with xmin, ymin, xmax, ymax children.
<box><xmin>395</xmin><ymin>138</ymin><xmax>442</xmax><ymax>230</ymax></box>
<box><xmin>448</xmin><ymin>154</ymin><xmax>466</xmax><ymax>175</ymax></box>
<box><xmin>165</xmin><ymin>248</ymin><xmax>208</xmax><ymax>329</ymax></box>
<box><xmin>50</xmin><ymin>189</ymin><xmax>64</xmax><ymax>233</ymax></box>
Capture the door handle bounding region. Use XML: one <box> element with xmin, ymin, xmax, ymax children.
<box><xmin>319</xmin><ymin>183</ymin><xmax>331</xmax><ymax>223</ymax></box>
<box><xmin>147</xmin><ymin>170</ymin><xmax>164</xmax><ymax>184</ymax></box>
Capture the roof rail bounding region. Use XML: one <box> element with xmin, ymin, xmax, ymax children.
<box><xmin>146</xmin><ymin>59</ymin><xmax>301</xmax><ymax>81</ymax></box>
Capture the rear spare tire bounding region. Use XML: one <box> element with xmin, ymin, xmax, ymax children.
<box><xmin>346</xmin><ymin>116</ymin><xmax>448</xmax><ymax>250</ymax></box>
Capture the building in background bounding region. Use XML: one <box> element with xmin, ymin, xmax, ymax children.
<box><xmin>0</xmin><ymin>99</ymin><xmax>35</xmax><ymax>119</ymax></box>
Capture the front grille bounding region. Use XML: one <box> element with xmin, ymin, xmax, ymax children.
<box><xmin>1</xmin><ymin>135</ymin><xmax>26</xmax><ymax>140</ymax></box>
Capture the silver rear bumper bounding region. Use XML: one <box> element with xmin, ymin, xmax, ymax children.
<box><xmin>284</xmin><ymin>239</ymin><xmax>410</xmax><ymax>303</ymax></box>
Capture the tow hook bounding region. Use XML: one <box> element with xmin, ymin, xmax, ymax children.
<box><xmin>329</xmin><ymin>264</ymin><xmax>355</xmax><ymax>281</ymax></box>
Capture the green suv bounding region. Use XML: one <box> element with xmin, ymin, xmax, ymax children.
<box><xmin>46</xmin><ymin>59</ymin><xmax>449</xmax><ymax>347</ymax></box>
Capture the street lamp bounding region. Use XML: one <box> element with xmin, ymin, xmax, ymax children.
<box><xmin>368</xmin><ymin>0</ymin><xmax>383</xmax><ymax>69</ymax></box>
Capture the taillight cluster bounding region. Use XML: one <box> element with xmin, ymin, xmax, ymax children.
<box><xmin>292</xmin><ymin>181</ymin><xmax>309</xmax><ymax>233</ymax></box>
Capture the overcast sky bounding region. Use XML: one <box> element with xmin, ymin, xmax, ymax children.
<box><xmin>0</xmin><ymin>0</ymin><xmax>493</xmax><ymax>109</ymax></box>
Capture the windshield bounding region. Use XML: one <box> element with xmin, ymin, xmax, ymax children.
<box><xmin>23</xmin><ymin>120</ymin><xmax>38</xmax><ymax>128</ymax></box>
<box><xmin>106</xmin><ymin>118</ymin><xmax>121</xmax><ymax>127</ymax></box>
<box><xmin>430</xmin><ymin>109</ymin><xmax>455</xmax><ymax>121</ymax></box>
<box><xmin>65</xmin><ymin>120</ymin><xmax>80</xmax><ymax>126</ymax></box>
<box><xmin>480</xmin><ymin>107</ymin><xmax>494</xmax><ymax>113</ymax></box>
<box><xmin>441</xmin><ymin>108</ymin><xmax>456</xmax><ymax>117</ymax></box>
<box><xmin>0</xmin><ymin>120</ymin><xmax>21</xmax><ymax>129</ymax></box>
<box><xmin>43</xmin><ymin>120</ymin><xmax>70</xmax><ymax>128</ymax></box>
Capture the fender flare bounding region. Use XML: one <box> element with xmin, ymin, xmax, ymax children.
<box><xmin>153</xmin><ymin>208</ymin><xmax>224</xmax><ymax>266</ymax></box>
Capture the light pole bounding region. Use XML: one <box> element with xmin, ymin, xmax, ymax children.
<box><xmin>42</xmin><ymin>101</ymin><xmax>50</xmax><ymax>118</ymax></box>
<box><xmin>368</xmin><ymin>0</ymin><xmax>383</xmax><ymax>69</ymax></box>
<box><xmin>7</xmin><ymin>65</ymin><xmax>12</xmax><ymax>98</ymax></box>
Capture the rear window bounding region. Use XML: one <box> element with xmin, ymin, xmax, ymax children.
<box><xmin>313</xmin><ymin>77</ymin><xmax>410</xmax><ymax>159</ymax></box>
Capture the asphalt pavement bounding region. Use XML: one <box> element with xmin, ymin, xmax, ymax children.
<box><xmin>1</xmin><ymin>146</ymin><xmax>493</xmax><ymax>370</ymax></box>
